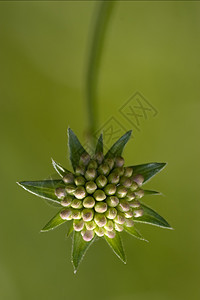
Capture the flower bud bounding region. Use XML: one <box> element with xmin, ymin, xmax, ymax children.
<box><xmin>79</xmin><ymin>153</ymin><xmax>91</xmax><ymax>166</ymax></box>
<box><xmin>72</xmin><ymin>210</ymin><xmax>82</xmax><ymax>219</ymax></box>
<box><xmin>114</xmin><ymin>213</ymin><xmax>125</xmax><ymax>225</ymax></box>
<box><xmin>85</xmin><ymin>168</ymin><xmax>97</xmax><ymax>180</ymax></box>
<box><xmin>124</xmin><ymin>210</ymin><xmax>134</xmax><ymax>218</ymax></box>
<box><xmin>104</xmin><ymin>220</ymin><xmax>114</xmax><ymax>231</ymax></box>
<box><xmin>83</xmin><ymin>196</ymin><xmax>95</xmax><ymax>208</ymax></box>
<box><xmin>65</xmin><ymin>184</ymin><xmax>76</xmax><ymax>195</ymax></box>
<box><xmin>106</xmin><ymin>196</ymin><xmax>119</xmax><ymax>207</ymax></box>
<box><xmin>117</xmin><ymin>200</ymin><xmax>130</xmax><ymax>212</ymax></box>
<box><xmin>71</xmin><ymin>199</ymin><xmax>83</xmax><ymax>209</ymax></box>
<box><xmin>126</xmin><ymin>191</ymin><xmax>136</xmax><ymax>201</ymax></box>
<box><xmin>129</xmin><ymin>200</ymin><xmax>141</xmax><ymax>208</ymax></box>
<box><xmin>95</xmin><ymin>227</ymin><xmax>104</xmax><ymax>237</ymax></box>
<box><xmin>104</xmin><ymin>184</ymin><xmax>116</xmax><ymax>196</ymax></box>
<box><xmin>82</xmin><ymin>209</ymin><xmax>94</xmax><ymax>222</ymax></box>
<box><xmin>116</xmin><ymin>186</ymin><xmax>127</xmax><ymax>198</ymax></box>
<box><xmin>135</xmin><ymin>189</ymin><xmax>144</xmax><ymax>199</ymax></box>
<box><xmin>115</xmin><ymin>156</ymin><xmax>124</xmax><ymax>167</ymax></box>
<box><xmin>96</xmin><ymin>175</ymin><xmax>107</xmax><ymax>188</ymax></box>
<box><xmin>104</xmin><ymin>158</ymin><xmax>114</xmax><ymax>170</ymax></box>
<box><xmin>55</xmin><ymin>187</ymin><xmax>66</xmax><ymax>199</ymax></box>
<box><xmin>74</xmin><ymin>186</ymin><xmax>86</xmax><ymax>199</ymax></box>
<box><xmin>132</xmin><ymin>174</ymin><xmax>144</xmax><ymax>187</ymax></box>
<box><xmin>105</xmin><ymin>230</ymin><xmax>116</xmax><ymax>239</ymax></box>
<box><xmin>95</xmin><ymin>202</ymin><xmax>107</xmax><ymax>213</ymax></box>
<box><xmin>133</xmin><ymin>209</ymin><xmax>144</xmax><ymax>218</ymax></box>
<box><xmin>73</xmin><ymin>220</ymin><xmax>84</xmax><ymax>231</ymax></box>
<box><xmin>125</xmin><ymin>219</ymin><xmax>134</xmax><ymax>227</ymax></box>
<box><xmin>88</xmin><ymin>160</ymin><xmax>98</xmax><ymax>169</ymax></box>
<box><xmin>75</xmin><ymin>165</ymin><xmax>85</xmax><ymax>176</ymax></box>
<box><xmin>74</xmin><ymin>176</ymin><xmax>85</xmax><ymax>186</ymax></box>
<box><xmin>94</xmin><ymin>152</ymin><xmax>104</xmax><ymax>164</ymax></box>
<box><xmin>60</xmin><ymin>208</ymin><xmax>72</xmax><ymax>220</ymax></box>
<box><xmin>129</xmin><ymin>181</ymin><xmax>138</xmax><ymax>192</ymax></box>
<box><xmin>85</xmin><ymin>220</ymin><xmax>96</xmax><ymax>230</ymax></box>
<box><xmin>120</xmin><ymin>177</ymin><xmax>132</xmax><ymax>188</ymax></box>
<box><xmin>115</xmin><ymin>223</ymin><xmax>124</xmax><ymax>232</ymax></box>
<box><xmin>105</xmin><ymin>207</ymin><xmax>117</xmax><ymax>219</ymax></box>
<box><xmin>108</xmin><ymin>173</ymin><xmax>120</xmax><ymax>184</ymax></box>
<box><xmin>93</xmin><ymin>190</ymin><xmax>106</xmax><ymax>201</ymax></box>
<box><xmin>98</xmin><ymin>163</ymin><xmax>110</xmax><ymax>176</ymax></box>
<box><xmin>60</xmin><ymin>195</ymin><xmax>73</xmax><ymax>207</ymax></box>
<box><xmin>85</xmin><ymin>181</ymin><xmax>97</xmax><ymax>194</ymax></box>
<box><xmin>94</xmin><ymin>213</ymin><xmax>107</xmax><ymax>227</ymax></box>
<box><xmin>82</xmin><ymin>230</ymin><xmax>94</xmax><ymax>242</ymax></box>
<box><xmin>124</xmin><ymin>167</ymin><xmax>133</xmax><ymax>178</ymax></box>
<box><xmin>63</xmin><ymin>173</ymin><xmax>74</xmax><ymax>184</ymax></box>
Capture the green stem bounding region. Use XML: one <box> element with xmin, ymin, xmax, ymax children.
<box><xmin>86</xmin><ymin>1</ymin><xmax>115</xmax><ymax>145</ymax></box>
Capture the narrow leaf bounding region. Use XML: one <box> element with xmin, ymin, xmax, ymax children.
<box><xmin>133</xmin><ymin>203</ymin><xmax>172</xmax><ymax>229</ymax></box>
<box><xmin>105</xmin><ymin>130</ymin><xmax>132</xmax><ymax>159</ymax></box>
<box><xmin>41</xmin><ymin>210</ymin><xmax>67</xmax><ymax>232</ymax></box>
<box><xmin>72</xmin><ymin>231</ymin><xmax>96</xmax><ymax>273</ymax></box>
<box><xmin>66</xmin><ymin>222</ymin><xmax>74</xmax><ymax>237</ymax></box>
<box><xmin>68</xmin><ymin>128</ymin><xmax>89</xmax><ymax>171</ymax></box>
<box><xmin>95</xmin><ymin>134</ymin><xmax>103</xmax><ymax>153</ymax></box>
<box><xmin>129</xmin><ymin>162</ymin><xmax>166</xmax><ymax>183</ymax></box>
<box><xmin>104</xmin><ymin>232</ymin><xmax>126</xmax><ymax>264</ymax></box>
<box><xmin>51</xmin><ymin>158</ymin><xmax>71</xmax><ymax>177</ymax></box>
<box><xmin>17</xmin><ymin>180</ymin><xmax>65</xmax><ymax>204</ymax></box>
<box><xmin>143</xmin><ymin>190</ymin><xmax>161</xmax><ymax>196</ymax></box>
<box><xmin>124</xmin><ymin>225</ymin><xmax>148</xmax><ymax>242</ymax></box>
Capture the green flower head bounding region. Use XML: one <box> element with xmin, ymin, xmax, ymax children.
<box><xmin>18</xmin><ymin>128</ymin><xmax>172</xmax><ymax>273</ymax></box>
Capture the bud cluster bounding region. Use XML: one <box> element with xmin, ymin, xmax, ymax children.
<box><xmin>55</xmin><ymin>152</ymin><xmax>145</xmax><ymax>242</ymax></box>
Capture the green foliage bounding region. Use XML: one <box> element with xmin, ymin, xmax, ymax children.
<box><xmin>105</xmin><ymin>231</ymin><xmax>126</xmax><ymax>264</ymax></box>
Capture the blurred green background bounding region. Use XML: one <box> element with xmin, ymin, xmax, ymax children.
<box><xmin>0</xmin><ymin>1</ymin><xmax>199</xmax><ymax>300</ymax></box>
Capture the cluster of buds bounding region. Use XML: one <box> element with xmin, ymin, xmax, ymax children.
<box><xmin>55</xmin><ymin>152</ymin><xmax>144</xmax><ymax>242</ymax></box>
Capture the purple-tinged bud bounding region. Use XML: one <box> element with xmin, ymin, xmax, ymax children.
<box><xmin>125</xmin><ymin>219</ymin><xmax>134</xmax><ymax>227</ymax></box>
<box><xmin>85</xmin><ymin>168</ymin><xmax>97</xmax><ymax>180</ymax></box>
<box><xmin>95</xmin><ymin>227</ymin><xmax>104</xmax><ymax>237</ymax></box>
<box><xmin>98</xmin><ymin>163</ymin><xmax>110</xmax><ymax>176</ymax></box>
<box><xmin>132</xmin><ymin>174</ymin><xmax>144</xmax><ymax>187</ymax></box>
<box><xmin>96</xmin><ymin>175</ymin><xmax>107</xmax><ymax>188</ymax></box>
<box><xmin>71</xmin><ymin>199</ymin><xmax>83</xmax><ymax>209</ymax></box>
<box><xmin>65</xmin><ymin>184</ymin><xmax>76</xmax><ymax>195</ymax></box>
<box><xmin>115</xmin><ymin>223</ymin><xmax>124</xmax><ymax>232</ymax></box>
<box><xmin>104</xmin><ymin>220</ymin><xmax>114</xmax><ymax>231</ymax></box>
<box><xmin>74</xmin><ymin>186</ymin><xmax>86</xmax><ymax>199</ymax></box>
<box><xmin>104</xmin><ymin>158</ymin><xmax>114</xmax><ymax>170</ymax></box>
<box><xmin>105</xmin><ymin>230</ymin><xmax>116</xmax><ymax>239</ymax></box>
<box><xmin>117</xmin><ymin>200</ymin><xmax>130</xmax><ymax>212</ymax></box>
<box><xmin>82</xmin><ymin>230</ymin><xmax>94</xmax><ymax>242</ymax></box>
<box><xmin>129</xmin><ymin>182</ymin><xmax>138</xmax><ymax>192</ymax></box>
<box><xmin>82</xmin><ymin>209</ymin><xmax>94</xmax><ymax>222</ymax></box>
<box><xmin>85</xmin><ymin>181</ymin><xmax>97</xmax><ymax>194</ymax></box>
<box><xmin>75</xmin><ymin>165</ymin><xmax>85</xmax><ymax>176</ymax></box>
<box><xmin>120</xmin><ymin>177</ymin><xmax>132</xmax><ymax>188</ymax></box>
<box><xmin>61</xmin><ymin>196</ymin><xmax>73</xmax><ymax>207</ymax></box>
<box><xmin>116</xmin><ymin>186</ymin><xmax>127</xmax><ymax>198</ymax></box>
<box><xmin>94</xmin><ymin>213</ymin><xmax>107</xmax><ymax>227</ymax></box>
<box><xmin>108</xmin><ymin>173</ymin><xmax>120</xmax><ymax>184</ymax></box>
<box><xmin>55</xmin><ymin>187</ymin><xmax>66</xmax><ymax>199</ymax></box>
<box><xmin>95</xmin><ymin>202</ymin><xmax>107</xmax><ymax>213</ymax></box>
<box><xmin>114</xmin><ymin>213</ymin><xmax>125</xmax><ymax>225</ymax></box>
<box><xmin>106</xmin><ymin>196</ymin><xmax>119</xmax><ymax>207</ymax></box>
<box><xmin>63</xmin><ymin>173</ymin><xmax>74</xmax><ymax>184</ymax></box>
<box><xmin>115</xmin><ymin>156</ymin><xmax>124</xmax><ymax>168</ymax></box>
<box><xmin>104</xmin><ymin>184</ymin><xmax>116</xmax><ymax>196</ymax></box>
<box><xmin>72</xmin><ymin>210</ymin><xmax>82</xmax><ymax>220</ymax></box>
<box><xmin>133</xmin><ymin>209</ymin><xmax>144</xmax><ymax>218</ymax></box>
<box><xmin>124</xmin><ymin>167</ymin><xmax>133</xmax><ymax>178</ymax></box>
<box><xmin>135</xmin><ymin>189</ymin><xmax>144</xmax><ymax>199</ymax></box>
<box><xmin>74</xmin><ymin>176</ymin><xmax>85</xmax><ymax>186</ymax></box>
<box><xmin>88</xmin><ymin>160</ymin><xmax>98</xmax><ymax>169</ymax></box>
<box><xmin>60</xmin><ymin>208</ymin><xmax>72</xmax><ymax>220</ymax></box>
<box><xmin>126</xmin><ymin>191</ymin><xmax>136</xmax><ymax>201</ymax></box>
<box><xmin>79</xmin><ymin>153</ymin><xmax>91</xmax><ymax>166</ymax></box>
<box><xmin>94</xmin><ymin>152</ymin><xmax>104</xmax><ymax>165</ymax></box>
<box><xmin>105</xmin><ymin>208</ymin><xmax>117</xmax><ymax>219</ymax></box>
<box><xmin>129</xmin><ymin>200</ymin><xmax>141</xmax><ymax>208</ymax></box>
<box><xmin>85</xmin><ymin>221</ymin><xmax>96</xmax><ymax>230</ymax></box>
<box><xmin>73</xmin><ymin>220</ymin><xmax>84</xmax><ymax>231</ymax></box>
<box><xmin>83</xmin><ymin>196</ymin><xmax>95</xmax><ymax>208</ymax></box>
<box><xmin>93</xmin><ymin>190</ymin><xmax>106</xmax><ymax>201</ymax></box>
<box><xmin>124</xmin><ymin>210</ymin><xmax>134</xmax><ymax>218</ymax></box>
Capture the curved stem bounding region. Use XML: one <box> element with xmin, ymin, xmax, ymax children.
<box><xmin>86</xmin><ymin>1</ymin><xmax>115</xmax><ymax>145</ymax></box>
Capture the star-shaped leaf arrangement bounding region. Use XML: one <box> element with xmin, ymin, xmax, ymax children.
<box><xmin>17</xmin><ymin>128</ymin><xmax>172</xmax><ymax>273</ymax></box>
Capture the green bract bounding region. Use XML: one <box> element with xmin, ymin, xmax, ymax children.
<box><xmin>17</xmin><ymin>128</ymin><xmax>172</xmax><ymax>273</ymax></box>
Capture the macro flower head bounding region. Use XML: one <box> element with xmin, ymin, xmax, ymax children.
<box><xmin>18</xmin><ymin>128</ymin><xmax>172</xmax><ymax>273</ymax></box>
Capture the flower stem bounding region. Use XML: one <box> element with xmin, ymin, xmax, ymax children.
<box><xmin>86</xmin><ymin>1</ymin><xmax>115</xmax><ymax>146</ymax></box>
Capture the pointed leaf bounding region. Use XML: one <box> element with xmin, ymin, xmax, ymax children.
<box><xmin>41</xmin><ymin>210</ymin><xmax>67</xmax><ymax>232</ymax></box>
<box><xmin>133</xmin><ymin>203</ymin><xmax>172</xmax><ymax>229</ymax></box>
<box><xmin>51</xmin><ymin>158</ymin><xmax>71</xmax><ymax>177</ymax></box>
<box><xmin>72</xmin><ymin>231</ymin><xmax>96</xmax><ymax>273</ymax></box>
<box><xmin>95</xmin><ymin>134</ymin><xmax>103</xmax><ymax>153</ymax></box>
<box><xmin>124</xmin><ymin>225</ymin><xmax>148</xmax><ymax>242</ymax></box>
<box><xmin>104</xmin><ymin>232</ymin><xmax>126</xmax><ymax>264</ymax></box>
<box><xmin>68</xmin><ymin>128</ymin><xmax>89</xmax><ymax>171</ymax></box>
<box><xmin>17</xmin><ymin>180</ymin><xmax>65</xmax><ymax>204</ymax></box>
<box><xmin>105</xmin><ymin>130</ymin><xmax>132</xmax><ymax>159</ymax></box>
<box><xmin>66</xmin><ymin>222</ymin><xmax>74</xmax><ymax>237</ymax></box>
<box><xmin>143</xmin><ymin>190</ymin><xmax>161</xmax><ymax>196</ymax></box>
<box><xmin>129</xmin><ymin>162</ymin><xmax>166</xmax><ymax>183</ymax></box>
